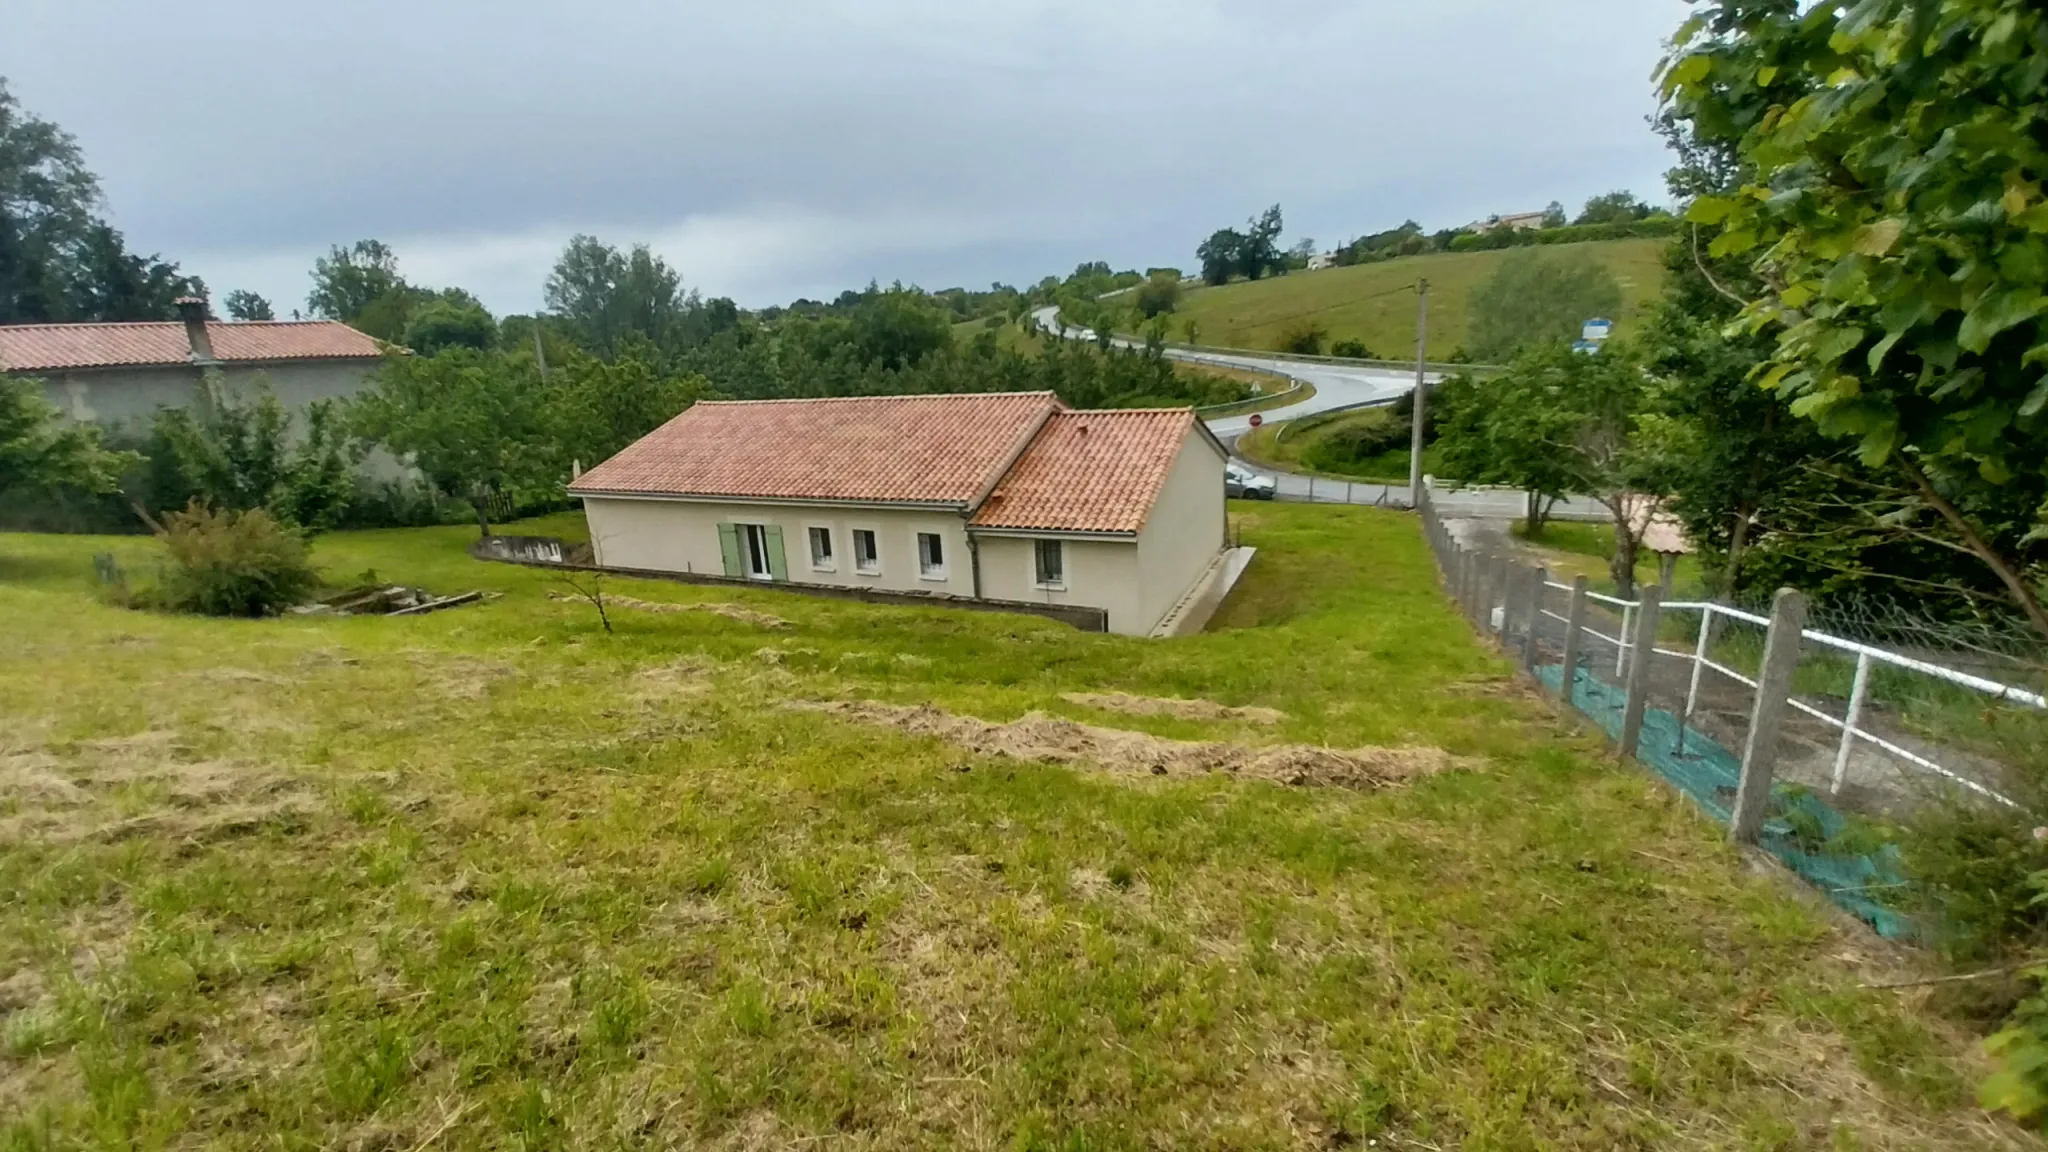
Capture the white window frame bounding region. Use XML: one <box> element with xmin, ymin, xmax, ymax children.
<box><xmin>807</xmin><ymin>525</ymin><xmax>836</xmax><ymax>573</ymax></box>
<box><xmin>851</xmin><ymin>528</ymin><xmax>881</xmax><ymax>576</ymax></box>
<box><xmin>1034</xmin><ymin>539</ymin><xmax>1066</xmax><ymax>590</ymax></box>
<box><xmin>916</xmin><ymin>531</ymin><xmax>948</xmax><ymax>582</ymax></box>
<box><xmin>741</xmin><ymin>523</ymin><xmax>774</xmax><ymax>581</ymax></box>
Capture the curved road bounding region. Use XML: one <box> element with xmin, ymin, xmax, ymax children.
<box><xmin>1029</xmin><ymin>305</ymin><xmax>1430</xmax><ymax>438</ymax></box>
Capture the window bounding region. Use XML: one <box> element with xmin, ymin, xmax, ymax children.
<box><xmin>742</xmin><ymin>524</ymin><xmax>774</xmax><ymax>580</ymax></box>
<box><xmin>917</xmin><ymin>532</ymin><xmax>946</xmax><ymax>580</ymax></box>
<box><xmin>852</xmin><ymin>529</ymin><xmax>880</xmax><ymax>575</ymax></box>
<box><xmin>808</xmin><ymin>526</ymin><xmax>834</xmax><ymax>571</ymax></box>
<box><xmin>1034</xmin><ymin>539</ymin><xmax>1065</xmax><ymax>588</ymax></box>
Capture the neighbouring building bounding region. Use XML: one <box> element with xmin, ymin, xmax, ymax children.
<box><xmin>1307</xmin><ymin>251</ymin><xmax>1339</xmax><ymax>271</ymax></box>
<box><xmin>0</xmin><ymin>298</ymin><xmax>384</xmax><ymax>436</ymax></box>
<box><xmin>1463</xmin><ymin>211</ymin><xmax>1550</xmax><ymax>233</ymax></box>
<box><xmin>567</xmin><ymin>391</ymin><xmax>1240</xmax><ymax>636</ymax></box>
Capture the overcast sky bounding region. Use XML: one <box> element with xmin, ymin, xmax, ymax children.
<box><xmin>8</xmin><ymin>0</ymin><xmax>1691</xmax><ymax>316</ymax></box>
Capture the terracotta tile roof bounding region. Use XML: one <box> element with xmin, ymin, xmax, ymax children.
<box><xmin>569</xmin><ymin>392</ymin><xmax>1065</xmax><ymax>505</ymax></box>
<box><xmin>0</xmin><ymin>321</ymin><xmax>381</xmax><ymax>372</ymax></box>
<box><xmin>971</xmin><ymin>409</ymin><xmax>1204</xmax><ymax>534</ymax></box>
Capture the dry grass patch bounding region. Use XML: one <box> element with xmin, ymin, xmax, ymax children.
<box><xmin>547</xmin><ymin>590</ymin><xmax>790</xmax><ymax>629</ymax></box>
<box><xmin>1063</xmin><ymin>690</ymin><xmax>1287</xmax><ymax>725</ymax></box>
<box><xmin>788</xmin><ymin>700</ymin><xmax>1472</xmax><ymax>789</ymax></box>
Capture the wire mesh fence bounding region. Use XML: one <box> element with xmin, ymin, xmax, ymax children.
<box><xmin>1417</xmin><ymin>481</ymin><xmax>2048</xmax><ymax>939</ymax></box>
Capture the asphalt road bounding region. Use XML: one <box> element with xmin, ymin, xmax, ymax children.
<box><xmin>1029</xmin><ymin>306</ymin><xmax>1427</xmax><ymax>438</ymax></box>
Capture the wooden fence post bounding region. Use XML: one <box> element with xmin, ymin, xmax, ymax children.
<box><xmin>1618</xmin><ymin>586</ymin><xmax>1663</xmax><ymax>758</ymax></box>
<box><xmin>1556</xmin><ymin>575</ymin><xmax>1590</xmax><ymax>702</ymax></box>
<box><xmin>1523</xmin><ymin>567</ymin><xmax>1549</xmax><ymax>674</ymax></box>
<box><xmin>1731</xmin><ymin>588</ymin><xmax>1809</xmax><ymax>844</ymax></box>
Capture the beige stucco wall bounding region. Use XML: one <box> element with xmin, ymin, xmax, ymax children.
<box><xmin>581</xmin><ymin>497</ymin><xmax>978</xmax><ymax>599</ymax></box>
<box><xmin>1133</xmin><ymin>425</ymin><xmax>1228</xmax><ymax>633</ymax></box>
<box><xmin>580</xmin><ymin>424</ymin><xmax>1224</xmax><ymax>636</ymax></box>
<box><xmin>975</xmin><ymin>534</ymin><xmax>1143</xmax><ymax>632</ymax></box>
<box><xmin>34</xmin><ymin>361</ymin><xmax>380</xmax><ymax>438</ymax></box>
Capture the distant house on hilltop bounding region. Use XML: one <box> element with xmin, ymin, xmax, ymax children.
<box><xmin>567</xmin><ymin>391</ymin><xmax>1242</xmax><ymax>636</ymax></box>
<box><xmin>0</xmin><ymin>298</ymin><xmax>384</xmax><ymax>434</ymax></box>
<box><xmin>1463</xmin><ymin>211</ymin><xmax>1550</xmax><ymax>233</ymax></box>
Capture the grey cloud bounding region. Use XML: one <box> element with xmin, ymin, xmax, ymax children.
<box><xmin>7</xmin><ymin>0</ymin><xmax>1691</xmax><ymax>313</ymax></box>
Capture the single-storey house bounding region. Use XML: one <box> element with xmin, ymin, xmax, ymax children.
<box><xmin>567</xmin><ymin>391</ymin><xmax>1235</xmax><ymax>636</ymax></box>
<box><xmin>0</xmin><ymin>299</ymin><xmax>383</xmax><ymax>435</ymax></box>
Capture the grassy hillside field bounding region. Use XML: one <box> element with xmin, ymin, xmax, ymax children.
<box><xmin>1164</xmin><ymin>238</ymin><xmax>1668</xmax><ymax>360</ymax></box>
<box><xmin>0</xmin><ymin>506</ymin><xmax>2024</xmax><ymax>1149</ymax></box>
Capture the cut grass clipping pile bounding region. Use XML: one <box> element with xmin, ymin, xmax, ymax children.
<box><xmin>0</xmin><ymin>505</ymin><xmax>2023</xmax><ymax>1149</ymax></box>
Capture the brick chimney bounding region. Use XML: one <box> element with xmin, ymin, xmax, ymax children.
<box><xmin>175</xmin><ymin>296</ymin><xmax>217</xmax><ymax>363</ymax></box>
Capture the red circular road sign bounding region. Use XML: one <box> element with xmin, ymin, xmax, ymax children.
<box><xmin>1249</xmin><ymin>413</ymin><xmax>1264</xmax><ymax>428</ymax></box>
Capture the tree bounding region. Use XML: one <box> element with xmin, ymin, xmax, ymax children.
<box><xmin>1134</xmin><ymin>273</ymin><xmax>1181</xmax><ymax>318</ymax></box>
<box><xmin>0</xmin><ymin>376</ymin><xmax>132</xmax><ymax>501</ymax></box>
<box><xmin>308</xmin><ymin>240</ymin><xmax>403</xmax><ymax>324</ymax></box>
<box><xmin>349</xmin><ymin>349</ymin><xmax>556</xmax><ymax>537</ymax></box>
<box><xmin>848</xmin><ymin>287</ymin><xmax>951</xmax><ymax>370</ymax></box>
<box><xmin>403</xmin><ymin>295</ymin><xmax>498</xmax><ymax>356</ymax></box>
<box><xmin>1197</xmin><ymin>228</ymin><xmax>1244</xmax><ymax>286</ymax></box>
<box><xmin>1466</xmin><ymin>250</ymin><xmax>1623</xmax><ymax>363</ymax></box>
<box><xmin>1241</xmin><ymin>204</ymin><xmax>1286</xmax><ymax>280</ymax></box>
<box><xmin>1</xmin><ymin>79</ymin><xmax>201</xmax><ymax>323</ymax></box>
<box><xmin>1662</xmin><ymin>0</ymin><xmax>2048</xmax><ymax>640</ymax></box>
<box><xmin>142</xmin><ymin>376</ymin><xmax>356</xmax><ymax>532</ymax></box>
<box><xmin>223</xmin><ymin>290</ymin><xmax>274</xmax><ymax>321</ymax></box>
<box><xmin>1575</xmin><ymin>191</ymin><xmax>1652</xmax><ymax>226</ymax></box>
<box><xmin>1541</xmin><ymin>201</ymin><xmax>1568</xmax><ymax>229</ymax></box>
<box><xmin>549</xmin><ymin>352</ymin><xmax>707</xmax><ymax>468</ymax></box>
<box><xmin>544</xmin><ymin>235</ymin><xmax>694</xmax><ymax>356</ymax></box>
<box><xmin>1438</xmin><ymin>343</ymin><xmax>1667</xmax><ymax>594</ymax></box>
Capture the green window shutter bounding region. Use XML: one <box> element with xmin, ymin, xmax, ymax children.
<box><xmin>764</xmin><ymin>525</ymin><xmax>789</xmax><ymax>582</ymax></box>
<box><xmin>717</xmin><ymin>523</ymin><xmax>743</xmax><ymax>578</ymax></box>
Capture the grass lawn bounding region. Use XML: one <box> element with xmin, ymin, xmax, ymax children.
<box><xmin>1162</xmin><ymin>239</ymin><xmax>1668</xmax><ymax>361</ymax></box>
<box><xmin>0</xmin><ymin>506</ymin><xmax>2021</xmax><ymax>1150</ymax></box>
<box><xmin>1514</xmin><ymin>520</ymin><xmax>1708</xmax><ymax>601</ymax></box>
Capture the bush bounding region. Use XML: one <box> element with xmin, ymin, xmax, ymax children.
<box><xmin>150</xmin><ymin>503</ymin><xmax>321</xmax><ymax>617</ymax></box>
<box><xmin>1134</xmin><ymin>274</ymin><xmax>1181</xmax><ymax>318</ymax></box>
<box><xmin>1331</xmin><ymin>339</ymin><xmax>1378</xmax><ymax>360</ymax></box>
<box><xmin>1276</xmin><ymin>322</ymin><xmax>1327</xmax><ymax>356</ymax></box>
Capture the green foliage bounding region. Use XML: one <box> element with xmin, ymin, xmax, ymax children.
<box><xmin>544</xmin><ymin>235</ymin><xmax>708</xmax><ymax>357</ymax></box>
<box><xmin>548</xmin><ymin>354</ymin><xmax>708</xmax><ymax>469</ymax></box>
<box><xmin>1134</xmin><ymin>273</ymin><xmax>1181</xmax><ymax>318</ymax></box>
<box><xmin>402</xmin><ymin>296</ymin><xmax>498</xmax><ymax>356</ymax></box>
<box><xmin>145</xmin><ymin>502</ymin><xmax>320</xmax><ymax>617</ymax></box>
<box><xmin>307</xmin><ymin>240</ymin><xmax>402</xmax><ymax>325</ymax></box>
<box><xmin>1575</xmin><ymin>191</ymin><xmax>1655</xmax><ymax>227</ymax></box>
<box><xmin>0</xmin><ymin>79</ymin><xmax>203</xmax><ymax>323</ymax></box>
<box><xmin>1197</xmin><ymin>228</ymin><xmax>1244</xmax><ymax>287</ymax></box>
<box><xmin>350</xmin><ymin>349</ymin><xmax>557</xmax><ymax>536</ymax></box>
<box><xmin>222</xmin><ymin>289</ymin><xmax>273</xmax><ymax>322</ymax></box>
<box><xmin>1448</xmin><ymin>217</ymin><xmax>1681</xmax><ymax>253</ymax></box>
<box><xmin>139</xmin><ymin>376</ymin><xmax>359</xmax><ymax>533</ymax></box>
<box><xmin>1466</xmin><ymin>250</ymin><xmax>1624</xmax><ymax>363</ymax></box>
<box><xmin>1331</xmin><ymin>339</ymin><xmax>1378</xmax><ymax>360</ymax></box>
<box><xmin>1197</xmin><ymin>205</ymin><xmax>1287</xmax><ymax>285</ymax></box>
<box><xmin>1436</xmin><ymin>343</ymin><xmax>1666</xmax><ymax>591</ymax></box>
<box><xmin>1662</xmin><ymin>0</ymin><xmax>2048</xmax><ymax>638</ymax></box>
<box><xmin>0</xmin><ymin>376</ymin><xmax>133</xmax><ymax>499</ymax></box>
<box><xmin>1275</xmin><ymin>321</ymin><xmax>1327</xmax><ymax>356</ymax></box>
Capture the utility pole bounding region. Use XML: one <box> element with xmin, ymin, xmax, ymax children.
<box><xmin>1407</xmin><ymin>279</ymin><xmax>1430</xmax><ymax>508</ymax></box>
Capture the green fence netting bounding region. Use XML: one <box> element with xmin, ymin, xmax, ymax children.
<box><xmin>1536</xmin><ymin>662</ymin><xmax>1912</xmax><ymax>940</ymax></box>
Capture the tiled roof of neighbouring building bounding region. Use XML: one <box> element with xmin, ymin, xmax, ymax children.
<box><xmin>0</xmin><ymin>321</ymin><xmax>382</xmax><ymax>372</ymax></box>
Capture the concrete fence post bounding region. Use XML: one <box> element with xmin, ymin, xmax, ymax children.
<box><xmin>1556</xmin><ymin>575</ymin><xmax>1590</xmax><ymax>702</ymax></box>
<box><xmin>1731</xmin><ymin>588</ymin><xmax>1809</xmax><ymax>844</ymax></box>
<box><xmin>1499</xmin><ymin>553</ymin><xmax>1515</xmax><ymax>639</ymax></box>
<box><xmin>1618</xmin><ymin>586</ymin><xmax>1663</xmax><ymax>759</ymax></box>
<box><xmin>1523</xmin><ymin>567</ymin><xmax>1549</xmax><ymax>674</ymax></box>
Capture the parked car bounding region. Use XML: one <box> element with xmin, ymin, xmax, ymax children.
<box><xmin>1225</xmin><ymin>462</ymin><xmax>1277</xmax><ymax>501</ymax></box>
